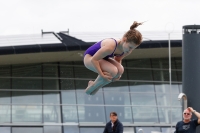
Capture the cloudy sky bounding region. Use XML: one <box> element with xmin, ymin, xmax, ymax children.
<box><xmin>0</xmin><ymin>0</ymin><xmax>199</xmax><ymax>35</ymax></box>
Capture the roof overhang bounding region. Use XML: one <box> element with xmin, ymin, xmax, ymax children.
<box><xmin>0</xmin><ymin>47</ymin><xmax>182</xmax><ymax>65</ymax></box>
<box><xmin>0</xmin><ymin>33</ymin><xmax>182</xmax><ymax>65</ymax></box>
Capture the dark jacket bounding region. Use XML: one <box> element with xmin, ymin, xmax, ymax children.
<box><xmin>103</xmin><ymin>119</ymin><xmax>123</xmax><ymax>133</ymax></box>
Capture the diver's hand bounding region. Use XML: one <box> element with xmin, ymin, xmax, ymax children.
<box><xmin>112</xmin><ymin>75</ymin><xmax>121</xmax><ymax>82</ymax></box>
<box><xmin>101</xmin><ymin>72</ymin><xmax>112</xmax><ymax>82</ymax></box>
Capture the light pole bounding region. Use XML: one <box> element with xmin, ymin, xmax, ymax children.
<box><xmin>165</xmin><ymin>22</ymin><xmax>174</xmax><ymax>133</ymax></box>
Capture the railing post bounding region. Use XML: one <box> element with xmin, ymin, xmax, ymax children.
<box><xmin>178</xmin><ymin>93</ymin><xmax>187</xmax><ymax>110</ymax></box>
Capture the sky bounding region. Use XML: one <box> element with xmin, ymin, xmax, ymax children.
<box><xmin>0</xmin><ymin>0</ymin><xmax>199</xmax><ymax>35</ymax></box>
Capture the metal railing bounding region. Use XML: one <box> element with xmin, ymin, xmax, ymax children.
<box><xmin>178</xmin><ymin>93</ymin><xmax>187</xmax><ymax>109</ymax></box>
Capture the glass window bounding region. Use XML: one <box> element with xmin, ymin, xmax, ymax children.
<box><xmin>0</xmin><ymin>59</ymin><xmax>184</xmax><ymax>127</ymax></box>
<box><xmin>80</xmin><ymin>127</ymin><xmax>104</xmax><ymax>133</ymax></box>
<box><xmin>104</xmin><ymin>91</ymin><xmax>132</xmax><ymax>122</ymax></box>
<box><xmin>127</xmin><ymin>69</ymin><xmax>153</xmax><ymax>81</ymax></box>
<box><xmin>0</xmin><ymin>66</ymin><xmax>11</xmax><ymax>89</ymax></box>
<box><xmin>176</xmin><ymin>70</ymin><xmax>182</xmax><ymax>82</ymax></box>
<box><xmin>76</xmin><ymin>79</ymin><xmax>106</xmax><ymax>123</ymax></box>
<box><xmin>156</xmin><ymin>93</ymin><xmax>181</xmax><ymax>106</ymax></box>
<box><xmin>129</xmin><ymin>82</ymin><xmax>155</xmax><ymax>92</ymax></box>
<box><xmin>12</xmin><ymin>76</ymin><xmax>42</xmax><ymax>90</ymax></box>
<box><xmin>77</xmin><ymin>91</ymin><xmax>104</xmax><ymax>105</ymax></box>
<box><xmin>0</xmin><ymin>91</ymin><xmax>10</xmax><ymax>104</ymax></box>
<box><xmin>0</xmin><ymin>105</ymin><xmax>11</xmax><ymax>123</ymax></box>
<box><xmin>155</xmin><ymin>84</ymin><xmax>181</xmax><ymax>109</ymax></box>
<box><xmin>158</xmin><ymin>107</ymin><xmax>182</xmax><ymax>124</ymax></box>
<box><xmin>43</xmin><ymin>92</ymin><xmax>60</xmax><ymax>104</ymax></box>
<box><xmin>12</xmin><ymin>91</ymin><xmax>42</xmax><ymax>104</ymax></box>
<box><xmin>121</xmin><ymin>62</ymin><xmax>128</xmax><ymax>80</ymax></box>
<box><xmin>153</xmin><ymin>70</ymin><xmax>177</xmax><ymax>82</ymax></box>
<box><xmin>104</xmin><ymin>91</ymin><xmax>130</xmax><ymax>105</ymax></box>
<box><xmin>12</xmin><ymin>91</ymin><xmax>42</xmax><ymax>122</ymax></box>
<box><xmin>131</xmin><ymin>93</ymin><xmax>156</xmax><ymax>106</ymax></box>
<box><xmin>151</xmin><ymin>58</ymin><xmax>176</xmax><ymax>69</ymax></box>
<box><xmin>0</xmin><ymin>127</ymin><xmax>10</xmax><ymax>133</ymax></box>
<box><xmin>179</xmin><ymin>84</ymin><xmax>182</xmax><ymax>92</ymax></box>
<box><xmin>62</xmin><ymin>90</ymin><xmax>78</xmax><ymax>123</ymax></box>
<box><xmin>12</xmin><ymin>105</ymin><xmax>42</xmax><ymax>123</ymax></box>
<box><xmin>59</xmin><ymin>62</ymin><xmax>74</xmax><ymax>78</ymax></box>
<box><xmin>43</xmin><ymin>64</ymin><xmax>59</xmax><ymax>90</ymax></box>
<box><xmin>74</xmin><ymin>65</ymin><xmax>96</xmax><ymax>79</ymax></box>
<box><xmin>59</xmin><ymin>63</ymin><xmax>75</xmax><ymax>90</ymax></box>
<box><xmin>63</xmin><ymin>106</ymin><xmax>78</xmax><ymax>123</ymax></box>
<box><xmin>12</xmin><ymin>127</ymin><xmax>43</xmax><ymax>133</ymax></box>
<box><xmin>73</xmin><ymin>61</ymin><xmax>100</xmax><ymax>92</ymax></box>
<box><xmin>175</xmin><ymin>57</ymin><xmax>182</xmax><ymax>82</ymax></box>
<box><xmin>75</xmin><ymin>80</ymin><xmax>89</xmax><ymax>91</ymax></box>
<box><xmin>174</xmin><ymin>57</ymin><xmax>182</xmax><ymax>69</ymax></box>
<box><xmin>171</xmin><ymin>107</ymin><xmax>183</xmax><ymax>124</ymax></box>
<box><xmin>103</xmin><ymin>82</ymin><xmax>129</xmax><ymax>92</ymax></box>
<box><xmin>155</xmin><ymin>84</ymin><xmax>180</xmax><ymax>93</ymax></box>
<box><xmin>105</xmin><ymin>106</ymin><xmax>133</xmax><ymax>123</ymax></box>
<box><xmin>0</xmin><ymin>80</ymin><xmax>11</xmax><ymax>90</ymax></box>
<box><xmin>43</xmin><ymin>106</ymin><xmax>61</xmax><ymax>123</ymax></box>
<box><xmin>126</xmin><ymin>59</ymin><xmax>153</xmax><ymax>80</ymax></box>
<box><xmin>62</xmin><ymin>91</ymin><xmax>76</xmax><ymax>104</ymax></box>
<box><xmin>44</xmin><ymin>126</ymin><xmax>62</xmax><ymax>133</ymax></box>
<box><xmin>78</xmin><ymin>105</ymin><xmax>106</xmax><ymax>123</ymax></box>
<box><xmin>12</xmin><ymin>78</ymin><xmax>42</xmax><ymax>90</ymax></box>
<box><xmin>73</xmin><ymin>61</ymin><xmax>85</xmax><ymax>66</ymax></box>
<box><xmin>126</xmin><ymin>59</ymin><xmax>151</xmax><ymax>68</ymax></box>
<box><xmin>158</xmin><ymin>107</ymin><xmax>171</xmax><ymax>124</ymax></box>
<box><xmin>151</xmin><ymin>58</ymin><xmax>178</xmax><ymax>82</ymax></box>
<box><xmin>64</xmin><ymin>126</ymin><xmax>79</xmax><ymax>133</ymax></box>
<box><xmin>43</xmin><ymin>79</ymin><xmax>59</xmax><ymax>90</ymax></box>
<box><xmin>136</xmin><ymin>127</ymin><xmax>161</xmax><ymax>133</ymax></box>
<box><xmin>60</xmin><ymin>79</ymin><xmax>75</xmax><ymax>90</ymax></box>
<box><xmin>12</xmin><ymin>64</ymin><xmax>42</xmax><ymax>90</ymax></box>
<box><xmin>132</xmin><ymin>107</ymin><xmax>158</xmax><ymax>123</ymax></box>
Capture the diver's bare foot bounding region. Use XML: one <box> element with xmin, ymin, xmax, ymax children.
<box><xmin>85</xmin><ymin>80</ymin><xmax>95</xmax><ymax>95</ymax></box>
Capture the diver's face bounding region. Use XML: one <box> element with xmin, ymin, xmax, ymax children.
<box><xmin>122</xmin><ymin>41</ymin><xmax>138</xmax><ymax>54</ymax></box>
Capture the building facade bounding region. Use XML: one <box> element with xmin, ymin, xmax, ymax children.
<box><xmin>0</xmin><ymin>32</ymin><xmax>183</xmax><ymax>133</ymax></box>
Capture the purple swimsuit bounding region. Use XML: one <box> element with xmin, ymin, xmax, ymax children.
<box><xmin>84</xmin><ymin>38</ymin><xmax>124</xmax><ymax>60</ymax></box>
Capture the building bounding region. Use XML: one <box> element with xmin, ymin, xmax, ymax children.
<box><xmin>0</xmin><ymin>31</ymin><xmax>182</xmax><ymax>133</ymax></box>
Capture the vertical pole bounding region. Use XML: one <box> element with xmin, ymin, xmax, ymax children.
<box><xmin>169</xmin><ymin>33</ymin><xmax>172</xmax><ymax>133</ymax></box>
<box><xmin>165</xmin><ymin>22</ymin><xmax>174</xmax><ymax>133</ymax></box>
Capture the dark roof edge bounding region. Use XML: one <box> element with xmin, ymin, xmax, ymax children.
<box><xmin>0</xmin><ymin>40</ymin><xmax>182</xmax><ymax>55</ymax></box>
<box><xmin>88</xmin><ymin>40</ymin><xmax>182</xmax><ymax>49</ymax></box>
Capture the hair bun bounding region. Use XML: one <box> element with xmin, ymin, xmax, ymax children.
<box><xmin>130</xmin><ymin>21</ymin><xmax>142</xmax><ymax>30</ymax></box>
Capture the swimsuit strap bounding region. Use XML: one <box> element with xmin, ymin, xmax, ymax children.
<box><xmin>111</xmin><ymin>38</ymin><xmax>118</xmax><ymax>55</ymax></box>
<box><xmin>111</xmin><ymin>38</ymin><xmax>124</xmax><ymax>56</ymax></box>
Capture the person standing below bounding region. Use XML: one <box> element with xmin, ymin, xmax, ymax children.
<box><xmin>174</xmin><ymin>107</ymin><xmax>200</xmax><ymax>133</ymax></box>
<box><xmin>83</xmin><ymin>21</ymin><xmax>143</xmax><ymax>95</ymax></box>
<box><xmin>103</xmin><ymin>112</ymin><xmax>123</xmax><ymax>133</ymax></box>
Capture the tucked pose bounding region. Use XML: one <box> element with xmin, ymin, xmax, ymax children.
<box><xmin>83</xmin><ymin>21</ymin><xmax>143</xmax><ymax>95</ymax></box>
<box><xmin>103</xmin><ymin>112</ymin><xmax>123</xmax><ymax>133</ymax></box>
<box><xmin>174</xmin><ymin>107</ymin><xmax>200</xmax><ymax>133</ymax></box>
